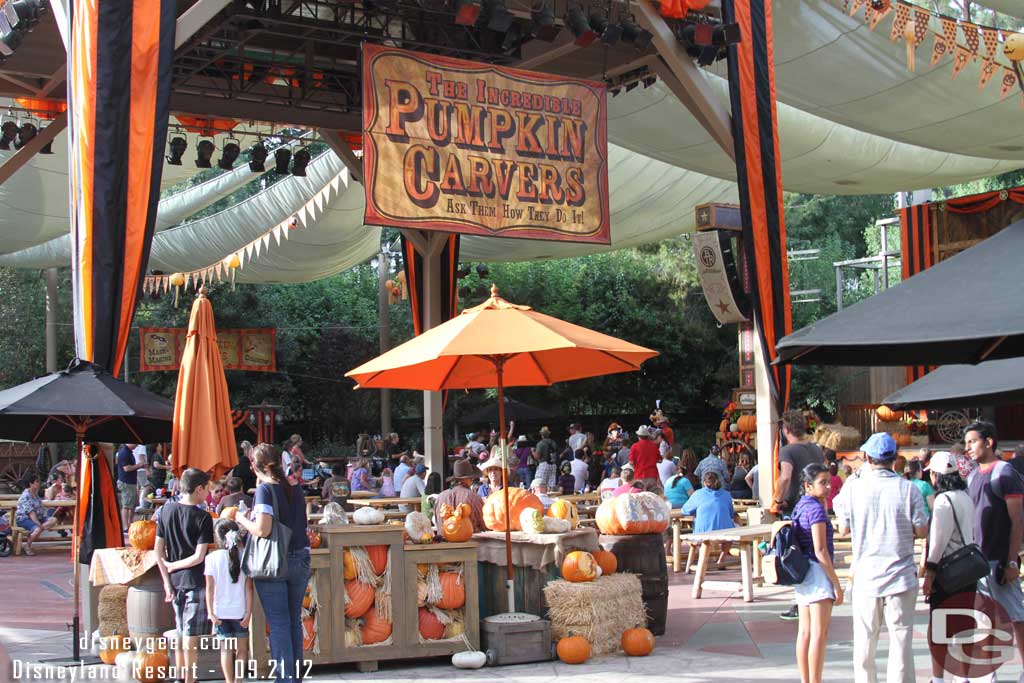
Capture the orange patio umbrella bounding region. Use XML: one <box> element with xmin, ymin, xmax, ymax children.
<box><xmin>346</xmin><ymin>284</ymin><xmax>658</xmax><ymax>612</ymax></box>
<box><xmin>172</xmin><ymin>287</ymin><xmax>237</xmax><ymax>480</ymax></box>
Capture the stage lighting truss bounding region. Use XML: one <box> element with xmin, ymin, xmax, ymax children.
<box><xmin>0</xmin><ymin>0</ymin><xmax>45</xmax><ymax>60</ymax></box>
<box><xmin>673</xmin><ymin>17</ymin><xmax>741</xmax><ymax>65</ymax></box>
<box><xmin>605</xmin><ymin>66</ymin><xmax>657</xmax><ymax>95</ymax></box>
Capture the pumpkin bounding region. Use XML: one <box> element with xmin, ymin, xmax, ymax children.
<box><xmin>718</xmin><ymin>419</ymin><xmax>730</xmax><ymax>433</ymax></box>
<box><xmin>353</xmin><ymin>507</ymin><xmax>385</xmax><ymax>525</ymax></box>
<box><xmin>451</xmin><ymin>651</ymin><xmax>486</xmax><ymax>669</ymax></box>
<box><xmin>367</xmin><ymin>545</ymin><xmax>389</xmax><ymax>575</ymax></box>
<box><xmin>114</xmin><ymin>651</ymin><xmax>135</xmax><ymax>682</ymax></box>
<box><xmin>592</xmin><ymin>549</ymin><xmax>618</xmax><ymax>576</ymax></box>
<box><xmin>219</xmin><ymin>506</ymin><xmax>238</xmax><ymax>521</ymax></box>
<box><xmin>128</xmin><ymin>520</ymin><xmax>157</xmax><ymax>551</ymax></box>
<box><xmin>621</xmin><ymin>627</ymin><xmax>655</xmax><ymax>656</ymax></box>
<box><xmin>99</xmin><ymin>635</ymin><xmax>131</xmax><ymax>665</ymax></box>
<box><xmin>595</xmin><ymin>492</ymin><xmax>671</xmax><ymax>535</ymax></box>
<box><xmin>482</xmin><ymin>488</ymin><xmax>544</xmax><ymax>531</ymax></box>
<box><xmin>543</xmin><ymin>516</ymin><xmax>571</xmax><ymax>534</ymax></box>
<box><xmin>1004</xmin><ymin>32</ymin><xmax>1024</xmax><ymax>61</ymax></box>
<box><xmin>519</xmin><ymin>508</ymin><xmax>545</xmax><ymax>534</ymax></box>
<box><xmin>344</xmin><ymin>580</ymin><xmax>374</xmax><ymax>618</ymax></box>
<box><xmin>548</xmin><ymin>499</ymin><xmax>580</xmax><ymax>529</ymax></box>
<box><xmin>895</xmin><ymin>433</ymin><xmax>912</xmax><ymax>447</ymax></box>
<box><xmin>132</xmin><ymin>649</ymin><xmax>169</xmax><ymax>683</ymax></box>
<box><xmin>444</xmin><ymin>613</ymin><xmax>465</xmax><ymax>639</ymax></box>
<box><xmin>440</xmin><ymin>503</ymin><xmax>474</xmax><ymax>542</ymax></box>
<box><xmin>306</xmin><ymin>529</ymin><xmax>322</xmax><ymax>549</ymax></box>
<box><xmin>736</xmin><ymin>414</ymin><xmax>757</xmax><ymax>433</ymax></box>
<box><xmin>361</xmin><ymin>609</ymin><xmax>392</xmax><ymax>644</ymax></box>
<box><xmin>876</xmin><ymin>405</ymin><xmax>903</xmax><ymax>422</ymax></box>
<box><xmin>343</xmin><ymin>549</ymin><xmax>357</xmax><ymax>581</ymax></box>
<box><xmin>303</xmin><ymin>583</ymin><xmax>314</xmax><ymax>610</ymax></box>
<box><xmin>437</xmin><ymin>572</ymin><xmax>466</xmax><ymax>609</ymax></box>
<box><xmin>556</xmin><ymin>635</ymin><xmax>591</xmax><ymax>664</ymax></box>
<box><xmin>562</xmin><ymin>551</ymin><xmax>599</xmax><ymax>582</ymax></box>
<box><xmin>418</xmin><ymin>607</ymin><xmax>445</xmax><ymax>640</ymax></box>
<box><xmin>405</xmin><ymin>512</ymin><xmax>434</xmax><ymax>544</ymax></box>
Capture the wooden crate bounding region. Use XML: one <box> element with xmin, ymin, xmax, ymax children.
<box><xmin>402</xmin><ymin>542</ymin><xmax>480</xmax><ymax>657</ymax></box>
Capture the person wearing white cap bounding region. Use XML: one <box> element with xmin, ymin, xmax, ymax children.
<box><xmin>529</xmin><ymin>478</ymin><xmax>553</xmax><ymax>509</ymax></box>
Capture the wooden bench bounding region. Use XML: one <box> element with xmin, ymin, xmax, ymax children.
<box><xmin>680</xmin><ymin>523</ymin><xmax>774</xmax><ymax>602</ymax></box>
<box><xmin>4</xmin><ymin>501</ymin><xmax>76</xmax><ymax>556</ymax></box>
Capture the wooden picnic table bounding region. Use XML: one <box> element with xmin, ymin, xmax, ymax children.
<box><xmin>349</xmin><ymin>497</ymin><xmax>421</xmax><ymax>509</ymax></box>
<box><xmin>680</xmin><ymin>523</ymin><xmax>774</xmax><ymax>602</ymax></box>
<box><xmin>669</xmin><ymin>510</ymin><xmax>695</xmax><ymax>573</ymax></box>
<box><xmin>549</xmin><ymin>492</ymin><xmax>600</xmax><ymax>505</ymax></box>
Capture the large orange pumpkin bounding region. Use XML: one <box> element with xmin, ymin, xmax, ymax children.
<box><xmin>307</xmin><ymin>529</ymin><xmax>322</xmax><ymax>549</ymax></box>
<box><xmin>556</xmin><ymin>635</ymin><xmax>590</xmax><ymax>664</ymax></box>
<box><xmin>418</xmin><ymin>607</ymin><xmax>445</xmax><ymax>640</ymax></box>
<box><xmin>99</xmin><ymin>635</ymin><xmax>131</xmax><ymax>665</ymax></box>
<box><xmin>343</xmin><ymin>550</ymin><xmax>357</xmax><ymax>581</ymax></box>
<box><xmin>132</xmin><ymin>649</ymin><xmax>170</xmax><ymax>683</ymax></box>
<box><xmin>367</xmin><ymin>545</ymin><xmax>388</xmax><ymax>575</ymax></box>
<box><xmin>128</xmin><ymin>520</ymin><xmax>157</xmax><ymax>551</ymax></box>
<box><xmin>548</xmin><ymin>499</ymin><xmax>580</xmax><ymax>529</ymax></box>
<box><xmin>736</xmin><ymin>415</ymin><xmax>757</xmax><ymax>433</ymax></box>
<box><xmin>876</xmin><ymin>405</ymin><xmax>903</xmax><ymax>422</ymax></box>
<box><xmin>440</xmin><ymin>503</ymin><xmax>474</xmax><ymax>542</ymax></box>
<box><xmin>592</xmin><ymin>550</ymin><xmax>617</xmax><ymax>576</ymax></box>
<box><xmin>621</xmin><ymin>627</ymin><xmax>655</xmax><ymax>656</ymax></box>
<box><xmin>561</xmin><ymin>551</ymin><xmax>599</xmax><ymax>582</ymax></box>
<box><xmin>219</xmin><ymin>506</ymin><xmax>238</xmax><ymax>521</ymax></box>
<box><xmin>437</xmin><ymin>572</ymin><xmax>466</xmax><ymax>609</ymax></box>
<box><xmin>482</xmin><ymin>489</ymin><xmax>544</xmax><ymax>531</ymax></box>
<box><xmin>344</xmin><ymin>580</ymin><xmax>374</xmax><ymax>618</ymax></box>
<box><xmin>595</xmin><ymin>492</ymin><xmax>671</xmax><ymax>535</ymax></box>
<box><xmin>361</xmin><ymin>609</ymin><xmax>392</xmax><ymax>644</ymax></box>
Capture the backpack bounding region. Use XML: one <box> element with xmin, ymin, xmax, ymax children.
<box><xmin>762</xmin><ymin>520</ymin><xmax>810</xmax><ymax>586</ymax></box>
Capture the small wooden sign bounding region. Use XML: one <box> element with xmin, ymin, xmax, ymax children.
<box><xmin>696</xmin><ymin>203</ymin><xmax>742</xmax><ymax>233</ymax></box>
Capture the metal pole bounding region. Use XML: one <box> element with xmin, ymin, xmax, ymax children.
<box><xmin>45</xmin><ymin>268</ymin><xmax>58</xmax><ymax>373</ymax></box>
<box><xmin>835</xmin><ymin>267</ymin><xmax>843</xmax><ymax>311</ymax></box>
<box><xmin>495</xmin><ymin>357</ymin><xmax>514</xmax><ymax>613</ymax></box>
<box><xmin>881</xmin><ymin>223</ymin><xmax>889</xmax><ymax>290</ymax></box>
<box><xmin>378</xmin><ymin>252</ymin><xmax>392</xmax><ymax>438</ymax></box>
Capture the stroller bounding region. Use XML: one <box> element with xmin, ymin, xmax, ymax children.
<box><xmin>0</xmin><ymin>511</ymin><xmax>11</xmax><ymax>557</ymax></box>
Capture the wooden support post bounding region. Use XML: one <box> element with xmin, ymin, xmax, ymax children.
<box><xmin>753</xmin><ymin>331</ymin><xmax>779</xmax><ymax>508</ymax></box>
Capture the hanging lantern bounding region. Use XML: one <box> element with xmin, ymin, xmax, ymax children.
<box><xmin>396</xmin><ymin>270</ymin><xmax>408</xmax><ymax>300</ymax></box>
<box><xmin>223</xmin><ymin>253</ymin><xmax>241</xmax><ymax>290</ymax></box>
<box><xmin>14</xmin><ymin>98</ymin><xmax>66</xmax><ymax>120</ymax></box>
<box><xmin>1005</xmin><ymin>34</ymin><xmax>1024</xmax><ymax>63</ymax></box>
<box><xmin>169</xmin><ymin>272</ymin><xmax>186</xmax><ymax>307</ymax></box>
<box><xmin>903</xmin><ymin>20</ymin><xmax>917</xmax><ymax>72</ymax></box>
<box><xmin>175</xmin><ymin>116</ymin><xmax>237</xmax><ymax>137</ymax></box>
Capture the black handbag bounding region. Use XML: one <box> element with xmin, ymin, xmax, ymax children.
<box><xmin>934</xmin><ymin>493</ymin><xmax>989</xmax><ymax>594</ymax></box>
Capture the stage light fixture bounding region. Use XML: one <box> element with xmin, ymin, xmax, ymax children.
<box><xmin>485</xmin><ymin>0</ymin><xmax>513</xmax><ymax>33</ymax></box>
<box><xmin>619</xmin><ymin>19</ymin><xmax>652</xmax><ymax>50</ymax></box>
<box><xmin>0</xmin><ymin>121</ymin><xmax>18</xmax><ymax>149</ymax></box>
<box><xmin>454</xmin><ymin>0</ymin><xmax>481</xmax><ymax>26</ymax></box>
<box><xmin>218</xmin><ymin>139</ymin><xmax>240</xmax><ymax>170</ymax></box>
<box><xmin>291</xmin><ymin>148</ymin><xmax>311</xmax><ymax>176</ymax></box>
<box><xmin>195</xmin><ymin>139</ymin><xmax>215</xmax><ymax>168</ymax></box>
<box><xmin>642</xmin><ymin>75</ymin><xmax>656</xmax><ymax>88</ymax></box>
<box><xmin>697</xmin><ymin>45</ymin><xmax>718</xmax><ymax>66</ymax></box>
<box><xmin>625</xmin><ymin>80</ymin><xmax>639</xmax><ymax>93</ymax></box>
<box><xmin>565</xmin><ymin>6</ymin><xmax>596</xmax><ymax>46</ymax></box>
<box><xmin>610</xmin><ymin>87</ymin><xmax>621</xmax><ymax>97</ymax></box>
<box><xmin>166</xmin><ymin>136</ymin><xmax>187</xmax><ymax>165</ymax></box>
<box><xmin>530</xmin><ymin>4</ymin><xmax>559</xmax><ymax>42</ymax></box>
<box><xmin>14</xmin><ymin>121</ymin><xmax>35</xmax><ymax>149</ymax></box>
<box><xmin>274</xmin><ymin>147</ymin><xmax>292</xmax><ymax>174</ymax></box>
<box><xmin>589</xmin><ymin>12</ymin><xmax>621</xmax><ymax>46</ymax></box>
<box><xmin>249</xmin><ymin>141</ymin><xmax>268</xmax><ymax>172</ymax></box>
<box><xmin>713</xmin><ymin>23</ymin><xmax>741</xmax><ymax>46</ymax></box>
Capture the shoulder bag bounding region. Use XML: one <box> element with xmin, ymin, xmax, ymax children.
<box><xmin>242</xmin><ymin>484</ymin><xmax>293</xmax><ymax>580</ymax></box>
<box><xmin>935</xmin><ymin>492</ymin><xmax>989</xmax><ymax>594</ymax></box>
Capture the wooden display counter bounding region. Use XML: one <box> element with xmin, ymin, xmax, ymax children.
<box><xmin>250</xmin><ymin>525</ymin><xmax>479</xmax><ymax>674</ymax></box>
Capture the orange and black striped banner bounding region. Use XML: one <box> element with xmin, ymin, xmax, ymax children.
<box><xmin>900</xmin><ymin>204</ymin><xmax>934</xmax><ymax>383</ymax></box>
<box><xmin>722</xmin><ymin>0</ymin><xmax>792</xmax><ymax>416</ymax></box>
<box><xmin>400</xmin><ymin>235</ymin><xmax>461</xmax><ymax>336</ymax></box>
<box><xmin>69</xmin><ymin>0</ymin><xmax>177</xmax><ymax>375</ymax></box>
<box><xmin>75</xmin><ymin>444</ymin><xmax>122</xmax><ymax>565</ymax></box>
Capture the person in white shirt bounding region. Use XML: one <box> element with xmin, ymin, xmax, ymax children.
<box><xmin>569</xmin><ymin>450</ymin><xmax>589</xmax><ymax>493</ymax></box>
<box><xmin>598</xmin><ymin>468</ymin><xmax>622</xmax><ymax>501</ymax></box>
<box><xmin>567</xmin><ymin>423</ymin><xmax>586</xmax><ymax>454</ymax></box>
<box><xmin>133</xmin><ymin>444</ymin><xmax>149</xmax><ymax>490</ymax></box>
<box><xmin>393</xmin><ymin>456</ymin><xmax>413</xmax><ymax>492</ymax></box>
<box><xmin>399</xmin><ymin>465</ymin><xmax>427</xmax><ymax>512</ymax></box>
<box><xmin>657</xmin><ymin>452</ymin><xmax>677</xmax><ymax>485</ymax></box>
<box><xmin>530</xmin><ymin>478</ymin><xmax>554</xmax><ymax>509</ymax></box>
<box><xmin>204</xmin><ymin>519</ymin><xmax>253</xmax><ymax>683</ymax></box>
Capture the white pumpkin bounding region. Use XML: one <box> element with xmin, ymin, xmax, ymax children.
<box><xmin>405</xmin><ymin>512</ymin><xmax>434</xmax><ymax>544</ymax></box>
<box><xmin>352</xmin><ymin>507</ymin><xmax>385</xmax><ymax>525</ymax></box>
<box><xmin>519</xmin><ymin>508</ymin><xmax>545</xmax><ymax>534</ymax></box>
<box><xmin>542</xmin><ymin>516</ymin><xmax>571</xmax><ymax>534</ymax></box>
<box><xmin>113</xmin><ymin>651</ymin><xmax>135</xmax><ymax>683</ymax></box>
<box><xmin>452</xmin><ymin>650</ymin><xmax>487</xmax><ymax>669</ymax></box>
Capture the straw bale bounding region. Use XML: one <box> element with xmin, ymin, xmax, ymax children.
<box><xmin>98</xmin><ymin>584</ymin><xmax>129</xmax><ymax>637</ymax></box>
<box><xmin>813</xmin><ymin>423</ymin><xmax>861</xmax><ymax>452</ymax></box>
<box><xmin>543</xmin><ymin>573</ymin><xmax>645</xmax><ymax>656</ymax></box>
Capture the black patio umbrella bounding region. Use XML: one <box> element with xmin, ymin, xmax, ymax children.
<box><xmin>882</xmin><ymin>357</ymin><xmax>1024</xmax><ymax>410</ymax></box>
<box><xmin>775</xmin><ymin>219</ymin><xmax>1024</xmax><ymax>366</ymax></box>
<box><xmin>0</xmin><ymin>358</ymin><xmax>173</xmax><ymax>663</ymax></box>
<box><xmin>461</xmin><ymin>395</ymin><xmax>554</xmax><ymax>425</ymax></box>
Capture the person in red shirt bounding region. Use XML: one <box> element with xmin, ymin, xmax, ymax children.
<box><xmin>629</xmin><ymin>426</ymin><xmax>663</xmax><ymax>494</ymax></box>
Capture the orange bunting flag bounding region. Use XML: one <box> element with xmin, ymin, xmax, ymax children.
<box><xmin>890</xmin><ymin>2</ymin><xmax>910</xmax><ymax>42</ymax></box>
<box><xmin>849</xmin><ymin>0</ymin><xmax>866</xmax><ymax>17</ymax></box>
<box><xmin>869</xmin><ymin>5</ymin><xmax>891</xmax><ymax>31</ymax></box>
<box><xmin>911</xmin><ymin>7</ymin><xmax>929</xmax><ymax>45</ymax></box>
<box><xmin>962</xmin><ymin>23</ymin><xmax>979</xmax><ymax>55</ymax></box>
<box><xmin>979</xmin><ymin>58</ymin><xmax>998</xmax><ymax>91</ymax></box>
<box><xmin>931</xmin><ymin>33</ymin><xmax>950</xmax><ymax>66</ymax></box>
<box><xmin>1000</xmin><ymin>68</ymin><xmax>1019</xmax><ymax>101</ymax></box>
<box><xmin>941</xmin><ymin>16</ymin><xmax>957</xmax><ymax>49</ymax></box>
<box><xmin>981</xmin><ymin>28</ymin><xmax>999</xmax><ymax>58</ymax></box>
<box><xmin>951</xmin><ymin>46</ymin><xmax>972</xmax><ymax>79</ymax></box>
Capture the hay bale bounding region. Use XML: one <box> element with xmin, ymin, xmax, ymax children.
<box><xmin>813</xmin><ymin>423</ymin><xmax>861</xmax><ymax>452</ymax></box>
<box><xmin>543</xmin><ymin>573</ymin><xmax>645</xmax><ymax>656</ymax></box>
<box><xmin>98</xmin><ymin>584</ymin><xmax>129</xmax><ymax>637</ymax></box>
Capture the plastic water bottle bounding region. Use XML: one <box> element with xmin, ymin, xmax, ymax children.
<box><xmin>757</xmin><ymin>541</ymin><xmax>769</xmax><ymax>554</ymax></box>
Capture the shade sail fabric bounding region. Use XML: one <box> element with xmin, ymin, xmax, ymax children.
<box><xmin>775</xmin><ymin>219</ymin><xmax>1024</xmax><ymax>366</ymax></box>
<box><xmin>346</xmin><ymin>286</ymin><xmax>658</xmax><ymax>391</ymax></box>
<box><xmin>882</xmin><ymin>358</ymin><xmax>1024</xmax><ymax>410</ymax></box>
<box><xmin>0</xmin><ymin>359</ymin><xmax>173</xmax><ymax>444</ymax></box>
<box><xmin>172</xmin><ymin>292</ymin><xmax>237</xmax><ymax>479</ymax></box>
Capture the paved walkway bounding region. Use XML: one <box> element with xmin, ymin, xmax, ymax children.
<box><xmin>2</xmin><ymin>548</ymin><xmax>1022</xmax><ymax>682</ymax></box>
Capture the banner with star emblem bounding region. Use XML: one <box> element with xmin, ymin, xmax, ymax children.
<box><xmin>692</xmin><ymin>230</ymin><xmax>749</xmax><ymax>324</ymax></box>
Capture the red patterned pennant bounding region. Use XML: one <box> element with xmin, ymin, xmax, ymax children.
<box><xmin>1000</xmin><ymin>68</ymin><xmax>1019</xmax><ymax>100</ymax></box>
<box><xmin>911</xmin><ymin>7</ymin><xmax>929</xmax><ymax>45</ymax></box>
<box><xmin>869</xmin><ymin>5</ymin><xmax>891</xmax><ymax>31</ymax></box>
<box><xmin>890</xmin><ymin>2</ymin><xmax>910</xmax><ymax>43</ymax></box>
<box><xmin>941</xmin><ymin>17</ymin><xmax>957</xmax><ymax>48</ymax></box>
<box><xmin>979</xmin><ymin>58</ymin><xmax>998</xmax><ymax>91</ymax></box>
<box><xmin>849</xmin><ymin>0</ymin><xmax>866</xmax><ymax>17</ymax></box>
<box><xmin>951</xmin><ymin>46</ymin><xmax>971</xmax><ymax>79</ymax></box>
<box><xmin>981</xmin><ymin>28</ymin><xmax>999</xmax><ymax>58</ymax></box>
<box><xmin>931</xmin><ymin>33</ymin><xmax>950</xmax><ymax>66</ymax></box>
<box><xmin>962</xmin><ymin>22</ymin><xmax>980</xmax><ymax>55</ymax></box>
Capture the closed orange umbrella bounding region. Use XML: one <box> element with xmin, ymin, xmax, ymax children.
<box><xmin>347</xmin><ymin>284</ymin><xmax>657</xmax><ymax>612</ymax></box>
<box><xmin>172</xmin><ymin>287</ymin><xmax>237</xmax><ymax>480</ymax></box>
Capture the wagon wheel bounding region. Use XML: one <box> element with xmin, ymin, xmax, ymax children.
<box><xmin>935</xmin><ymin>410</ymin><xmax>971</xmax><ymax>445</ymax></box>
<box><xmin>0</xmin><ymin>462</ymin><xmax>30</xmax><ymax>492</ymax></box>
<box><xmin>720</xmin><ymin>439</ymin><xmax>754</xmax><ymax>460</ymax></box>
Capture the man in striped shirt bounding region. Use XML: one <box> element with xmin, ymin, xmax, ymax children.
<box><xmin>837</xmin><ymin>432</ymin><xmax>928</xmax><ymax>683</ymax></box>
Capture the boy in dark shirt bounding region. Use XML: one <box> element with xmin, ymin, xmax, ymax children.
<box><xmin>156</xmin><ymin>468</ymin><xmax>213</xmax><ymax>683</ymax></box>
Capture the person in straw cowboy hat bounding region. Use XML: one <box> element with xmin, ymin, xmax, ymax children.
<box><xmin>433</xmin><ymin>458</ymin><xmax>486</xmax><ymax>532</ymax></box>
<box><xmin>477</xmin><ymin>453</ymin><xmax>506</xmax><ymax>498</ymax></box>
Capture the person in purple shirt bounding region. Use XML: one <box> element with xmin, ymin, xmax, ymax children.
<box><xmin>791</xmin><ymin>463</ymin><xmax>843</xmax><ymax>683</ymax></box>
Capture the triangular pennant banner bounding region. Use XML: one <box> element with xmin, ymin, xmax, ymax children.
<box><xmin>869</xmin><ymin>6</ymin><xmax>891</xmax><ymax>31</ymax></box>
<box><xmin>911</xmin><ymin>7</ymin><xmax>929</xmax><ymax>46</ymax></box>
<box><xmin>979</xmin><ymin>58</ymin><xmax>998</xmax><ymax>91</ymax></box>
<box><xmin>254</xmin><ymin>238</ymin><xmax>262</xmax><ymax>258</ymax></box>
<box><xmin>1000</xmin><ymin>67</ymin><xmax>1019</xmax><ymax>100</ymax></box>
<box><xmin>951</xmin><ymin>46</ymin><xmax>971</xmax><ymax>79</ymax></box>
<box><xmin>298</xmin><ymin>206</ymin><xmax>309</xmax><ymax>227</ymax></box>
<box><xmin>962</xmin><ymin>23</ymin><xmax>979</xmax><ymax>55</ymax></box>
<box><xmin>245</xmin><ymin>243</ymin><xmax>255</xmax><ymax>260</ymax></box>
<box><xmin>330</xmin><ymin>174</ymin><xmax>341</xmax><ymax>193</ymax></box>
<box><xmin>982</xmin><ymin>28</ymin><xmax>999</xmax><ymax>58</ymax></box>
<box><xmin>262</xmin><ymin>233</ymin><xmax>271</xmax><ymax>251</ymax></box>
<box><xmin>890</xmin><ymin>2</ymin><xmax>910</xmax><ymax>43</ymax></box>
<box><xmin>313</xmin><ymin>189</ymin><xmax>324</xmax><ymax>213</ymax></box>
<box><xmin>849</xmin><ymin>0</ymin><xmax>866</xmax><ymax>17</ymax></box>
<box><xmin>931</xmin><ymin>33</ymin><xmax>950</xmax><ymax>66</ymax></box>
<box><xmin>274</xmin><ymin>225</ymin><xmax>283</xmax><ymax>245</ymax></box>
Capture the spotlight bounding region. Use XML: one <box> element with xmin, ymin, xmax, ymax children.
<box><xmin>566</xmin><ymin>6</ymin><xmax>596</xmax><ymax>46</ymax></box>
<box><xmin>589</xmin><ymin>12</ymin><xmax>620</xmax><ymax>46</ymax></box>
<box><xmin>0</xmin><ymin>121</ymin><xmax>17</xmax><ymax>149</ymax></box>
<box><xmin>485</xmin><ymin>0</ymin><xmax>513</xmax><ymax>33</ymax></box>
<box><xmin>454</xmin><ymin>0</ymin><xmax>481</xmax><ymax>26</ymax></box>
<box><xmin>166</xmin><ymin>136</ymin><xmax>186</xmax><ymax>165</ymax></box>
<box><xmin>530</xmin><ymin>3</ymin><xmax>559</xmax><ymax>42</ymax></box>
<box><xmin>291</xmin><ymin>148</ymin><xmax>311</xmax><ymax>176</ymax></box>
<box><xmin>620</xmin><ymin>19</ymin><xmax>652</xmax><ymax>50</ymax></box>
<box><xmin>14</xmin><ymin>122</ymin><xmax>35</xmax><ymax>149</ymax></box>
<box><xmin>713</xmin><ymin>23</ymin><xmax>742</xmax><ymax>46</ymax></box>
<box><xmin>610</xmin><ymin>87</ymin><xmax>621</xmax><ymax>97</ymax></box>
<box><xmin>217</xmin><ymin>139</ymin><xmax>240</xmax><ymax>170</ymax></box>
<box><xmin>195</xmin><ymin>139</ymin><xmax>214</xmax><ymax>168</ymax></box>
<box><xmin>249</xmin><ymin>141</ymin><xmax>268</xmax><ymax>172</ymax></box>
<box><xmin>642</xmin><ymin>75</ymin><xmax>657</xmax><ymax>88</ymax></box>
<box><xmin>5</xmin><ymin>1</ymin><xmax>45</xmax><ymax>29</ymax></box>
<box><xmin>625</xmin><ymin>80</ymin><xmax>639</xmax><ymax>93</ymax></box>
<box><xmin>40</xmin><ymin>141</ymin><xmax>53</xmax><ymax>154</ymax></box>
<box><xmin>274</xmin><ymin>147</ymin><xmax>292</xmax><ymax>174</ymax></box>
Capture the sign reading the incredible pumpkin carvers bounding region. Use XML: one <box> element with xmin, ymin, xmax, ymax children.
<box><xmin>362</xmin><ymin>44</ymin><xmax>610</xmax><ymax>244</ymax></box>
<box><xmin>139</xmin><ymin>328</ymin><xmax>276</xmax><ymax>372</ymax></box>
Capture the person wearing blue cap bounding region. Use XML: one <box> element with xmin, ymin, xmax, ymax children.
<box><xmin>838</xmin><ymin>432</ymin><xmax>928</xmax><ymax>683</ymax></box>
<box><xmin>399</xmin><ymin>463</ymin><xmax>429</xmax><ymax>512</ymax></box>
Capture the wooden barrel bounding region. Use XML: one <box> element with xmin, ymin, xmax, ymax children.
<box><xmin>598</xmin><ymin>533</ymin><xmax>669</xmax><ymax>635</ymax></box>
<box><xmin>127</xmin><ymin>573</ymin><xmax>175</xmax><ymax>648</ymax></box>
